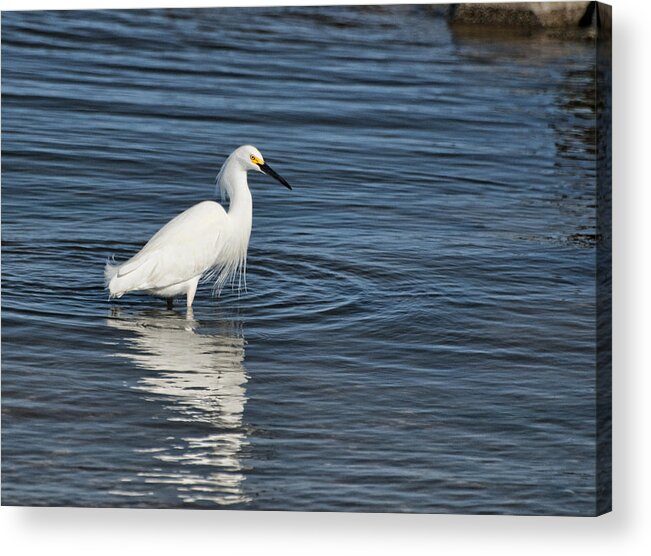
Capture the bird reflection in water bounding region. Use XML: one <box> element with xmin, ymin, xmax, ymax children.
<box><xmin>107</xmin><ymin>308</ymin><xmax>250</xmax><ymax>506</ymax></box>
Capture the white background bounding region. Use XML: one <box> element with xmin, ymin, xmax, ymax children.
<box><xmin>1</xmin><ymin>0</ymin><xmax>649</xmax><ymax>554</ymax></box>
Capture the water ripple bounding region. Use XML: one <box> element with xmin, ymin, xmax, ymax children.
<box><xmin>2</xmin><ymin>5</ymin><xmax>601</xmax><ymax>514</ymax></box>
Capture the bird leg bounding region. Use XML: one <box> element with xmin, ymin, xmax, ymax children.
<box><xmin>186</xmin><ymin>276</ymin><xmax>200</xmax><ymax>309</ymax></box>
<box><xmin>166</xmin><ymin>298</ymin><xmax>174</xmax><ymax>310</ymax></box>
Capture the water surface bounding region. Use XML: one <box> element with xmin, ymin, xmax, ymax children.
<box><xmin>2</xmin><ymin>5</ymin><xmax>600</xmax><ymax>514</ymax></box>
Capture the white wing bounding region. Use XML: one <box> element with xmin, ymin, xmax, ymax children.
<box><xmin>107</xmin><ymin>201</ymin><xmax>229</xmax><ymax>296</ymax></box>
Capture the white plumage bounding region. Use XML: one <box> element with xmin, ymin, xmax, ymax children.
<box><xmin>105</xmin><ymin>145</ymin><xmax>292</xmax><ymax>309</ymax></box>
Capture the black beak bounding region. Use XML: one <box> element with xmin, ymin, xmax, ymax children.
<box><xmin>259</xmin><ymin>162</ymin><xmax>292</xmax><ymax>190</ymax></box>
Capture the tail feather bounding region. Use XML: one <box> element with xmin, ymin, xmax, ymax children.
<box><xmin>104</xmin><ymin>257</ymin><xmax>122</xmax><ymax>299</ymax></box>
<box><xmin>105</xmin><ymin>257</ymin><xmax>118</xmax><ymax>284</ymax></box>
<box><xmin>105</xmin><ymin>253</ymin><xmax>161</xmax><ymax>298</ymax></box>
<box><xmin>104</xmin><ymin>256</ymin><xmax>125</xmax><ymax>298</ymax></box>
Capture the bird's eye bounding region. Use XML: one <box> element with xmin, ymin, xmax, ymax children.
<box><xmin>250</xmin><ymin>155</ymin><xmax>256</xmax><ymax>161</ymax></box>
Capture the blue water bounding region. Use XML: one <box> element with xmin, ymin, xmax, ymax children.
<box><xmin>2</xmin><ymin>5</ymin><xmax>602</xmax><ymax>514</ymax></box>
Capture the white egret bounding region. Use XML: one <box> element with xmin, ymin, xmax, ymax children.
<box><xmin>105</xmin><ymin>145</ymin><xmax>292</xmax><ymax>309</ymax></box>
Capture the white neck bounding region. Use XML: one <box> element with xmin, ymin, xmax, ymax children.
<box><xmin>217</xmin><ymin>158</ymin><xmax>253</xmax><ymax>217</ymax></box>
<box><xmin>211</xmin><ymin>156</ymin><xmax>253</xmax><ymax>293</ymax></box>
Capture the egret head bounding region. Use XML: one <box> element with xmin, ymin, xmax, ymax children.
<box><xmin>235</xmin><ymin>145</ymin><xmax>292</xmax><ymax>190</ymax></box>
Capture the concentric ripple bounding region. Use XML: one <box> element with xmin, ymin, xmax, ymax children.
<box><xmin>2</xmin><ymin>5</ymin><xmax>602</xmax><ymax>514</ymax></box>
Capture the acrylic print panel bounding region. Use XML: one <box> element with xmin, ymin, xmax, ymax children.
<box><xmin>1</xmin><ymin>2</ymin><xmax>611</xmax><ymax>515</ymax></box>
